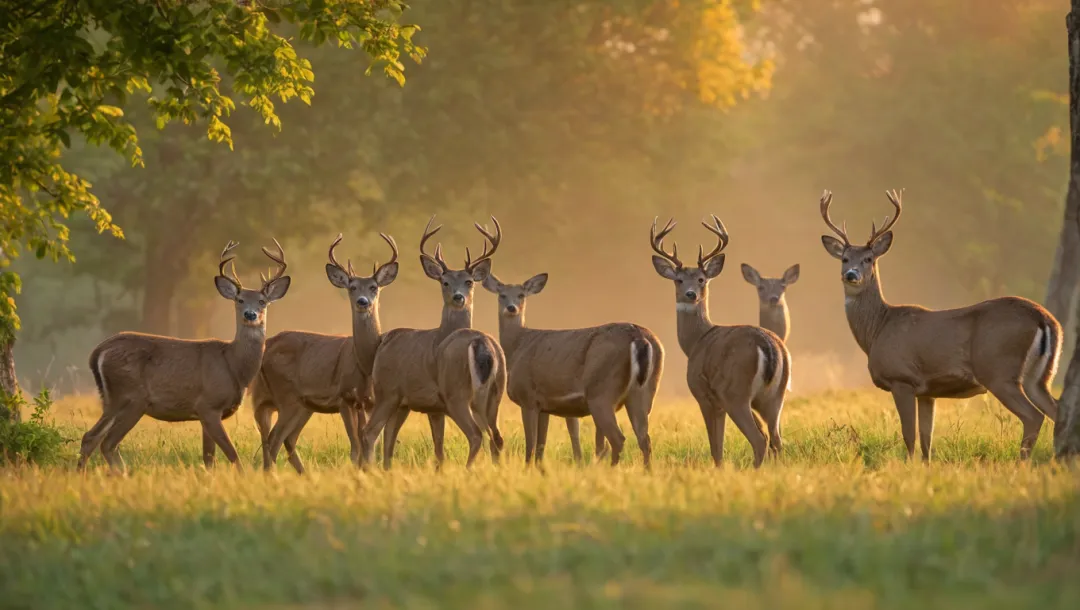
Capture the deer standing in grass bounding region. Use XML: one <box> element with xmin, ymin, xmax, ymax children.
<box><xmin>741</xmin><ymin>263</ymin><xmax>799</xmax><ymax>343</ymax></box>
<box><xmin>251</xmin><ymin>233</ymin><xmax>399</xmax><ymax>473</ymax></box>
<box><xmin>818</xmin><ymin>189</ymin><xmax>1061</xmax><ymax>460</ymax></box>
<box><xmin>78</xmin><ymin>240</ymin><xmax>291</xmax><ymax>472</ymax></box>
<box><xmin>360</xmin><ymin>216</ymin><xmax>507</xmax><ymax>469</ymax></box>
<box><xmin>482</xmin><ymin>269</ymin><xmax>664</xmax><ymax>467</ymax></box>
<box><xmin>650</xmin><ymin>216</ymin><xmax>790</xmax><ymax>468</ymax></box>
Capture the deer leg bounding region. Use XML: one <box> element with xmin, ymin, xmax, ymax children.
<box><xmin>377</xmin><ymin>407</ymin><xmax>407</xmax><ymax>469</ymax></box>
<box><xmin>753</xmin><ymin>397</ymin><xmax>785</xmax><ymax>460</ymax></box>
<box><xmin>890</xmin><ymin>388</ymin><xmax>918</xmax><ymax>460</ymax></box>
<box><xmin>77</xmin><ymin>413</ymin><xmax>118</xmax><ymax>470</ymax></box>
<box><xmin>428</xmin><ymin>413</ymin><xmax>447</xmax><ymax>468</ymax></box>
<box><xmin>565</xmin><ymin>417</ymin><xmax>583</xmax><ymax>463</ymax></box>
<box><xmin>339</xmin><ymin>405</ymin><xmax>362</xmax><ymax>466</ymax></box>
<box><xmin>917</xmin><ymin>396</ymin><xmax>936</xmax><ymax>462</ymax></box>
<box><xmin>986</xmin><ymin>382</ymin><xmax>1045</xmax><ymax>460</ymax></box>
<box><xmin>589</xmin><ymin>402</ymin><xmax>626</xmax><ymax>466</ymax></box>
<box><xmin>98</xmin><ymin>408</ymin><xmax>145</xmax><ymax>474</ymax></box>
<box><xmin>690</xmin><ymin>386</ymin><xmax>720</xmax><ymax>465</ymax></box>
<box><xmin>593</xmin><ymin>424</ymin><xmax>608</xmax><ymax>461</ymax></box>
<box><xmin>726</xmin><ymin>400</ymin><xmax>767</xmax><ymax>468</ymax></box>
<box><xmin>266</xmin><ymin>408</ymin><xmax>311</xmax><ymax>473</ymax></box>
<box><xmin>253</xmin><ymin>403</ymin><xmax>275</xmax><ymax>470</ymax></box>
<box><xmin>485</xmin><ymin>388</ymin><xmax>503</xmax><ymax>460</ymax></box>
<box><xmin>202</xmin><ymin>427</ymin><xmax>217</xmax><ymax>468</ymax></box>
<box><xmin>200</xmin><ymin>411</ymin><xmax>242</xmax><ymax>469</ymax></box>
<box><xmin>446</xmin><ymin>401</ymin><xmax>484</xmax><ymax>468</ymax></box>
<box><xmin>1024</xmin><ymin>379</ymin><xmax>1059</xmax><ymax>422</ymax></box>
<box><xmin>522</xmin><ymin>407</ymin><xmax>539</xmax><ymax>465</ymax></box>
<box><xmin>625</xmin><ymin>401</ymin><xmax>652</xmax><ymax>469</ymax></box>
<box><xmin>361</xmin><ymin>395</ymin><xmax>399</xmax><ymax>468</ymax></box>
<box><xmin>281</xmin><ymin>415</ymin><xmax>308</xmax><ymax>474</ymax></box>
<box><xmin>535</xmin><ymin>412</ymin><xmax>551</xmax><ymax>464</ymax></box>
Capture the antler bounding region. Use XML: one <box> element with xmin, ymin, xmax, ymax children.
<box><xmin>375</xmin><ymin>232</ymin><xmax>398</xmax><ymax>274</ymax></box>
<box><xmin>465</xmin><ymin>216</ymin><xmax>502</xmax><ymax>272</ymax></box>
<box><xmin>218</xmin><ymin>240</ymin><xmax>242</xmax><ymax>287</ymax></box>
<box><xmin>259</xmin><ymin>238</ymin><xmax>287</xmax><ymax>287</ymax></box>
<box><xmin>698</xmin><ymin>214</ymin><xmax>729</xmax><ymax>267</ymax></box>
<box><xmin>419</xmin><ymin>215</ymin><xmax>449</xmax><ymax>272</ymax></box>
<box><xmin>328</xmin><ymin>233</ymin><xmax>351</xmax><ymax>278</ymax></box>
<box><xmin>868</xmin><ymin>189</ymin><xmax>903</xmax><ymax>244</ymax></box>
<box><xmin>819</xmin><ymin>189</ymin><xmax>851</xmax><ymax>246</ymax></box>
<box><xmin>650</xmin><ymin>217</ymin><xmax>683</xmax><ymax>268</ymax></box>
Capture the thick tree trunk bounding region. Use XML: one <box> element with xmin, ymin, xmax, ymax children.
<box><xmin>0</xmin><ymin>337</ymin><xmax>19</xmax><ymax>423</ymax></box>
<box><xmin>1055</xmin><ymin>4</ymin><xmax>1080</xmax><ymax>459</ymax></box>
<box><xmin>141</xmin><ymin>259</ymin><xmax>177</xmax><ymax>335</ymax></box>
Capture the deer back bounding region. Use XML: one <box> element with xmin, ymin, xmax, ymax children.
<box><xmin>260</xmin><ymin>331</ymin><xmax>370</xmax><ymax>411</ymax></box>
<box><xmin>371</xmin><ymin>327</ymin><xmax>444</xmax><ymax>409</ymax></box>
<box><xmin>686</xmin><ymin>325</ymin><xmax>785</xmax><ymax>402</ymax></box>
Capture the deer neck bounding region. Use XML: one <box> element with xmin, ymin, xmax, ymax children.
<box><xmin>496</xmin><ymin>312</ymin><xmax>529</xmax><ymax>359</ymax></box>
<box><xmin>227</xmin><ymin>323</ymin><xmax>267</xmax><ymax>387</ymax></box>
<box><xmin>438</xmin><ymin>303</ymin><xmax>473</xmax><ymax>341</ymax></box>
<box><xmin>845</xmin><ymin>271</ymin><xmax>890</xmax><ymax>354</ymax></box>
<box><xmin>351</xmin><ymin>306</ymin><xmax>382</xmax><ymax>371</ymax></box>
<box><xmin>759</xmin><ymin>299</ymin><xmax>790</xmax><ymax>343</ymax></box>
<box><xmin>675</xmin><ymin>299</ymin><xmax>714</xmax><ymax>357</ymax></box>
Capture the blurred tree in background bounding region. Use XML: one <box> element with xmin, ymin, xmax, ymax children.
<box><xmin>7</xmin><ymin>0</ymin><xmax>1072</xmax><ymax>400</ymax></box>
<box><xmin>0</xmin><ymin>0</ymin><xmax>422</xmax><ymax>419</ymax></box>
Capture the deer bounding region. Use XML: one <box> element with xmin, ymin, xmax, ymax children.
<box><xmin>77</xmin><ymin>239</ymin><xmax>291</xmax><ymax>473</ymax></box>
<box><xmin>650</xmin><ymin>215</ymin><xmax>791</xmax><ymax>468</ymax></box>
<box><xmin>360</xmin><ymin>216</ymin><xmax>507</xmax><ymax>469</ymax></box>
<box><xmin>251</xmin><ymin>232</ymin><xmax>399</xmax><ymax>473</ymax></box>
<box><xmin>482</xmin><ymin>270</ymin><xmax>664</xmax><ymax>467</ymax></box>
<box><xmin>818</xmin><ymin>189</ymin><xmax>1061</xmax><ymax>461</ymax></box>
<box><xmin>740</xmin><ymin>263</ymin><xmax>799</xmax><ymax>343</ymax></box>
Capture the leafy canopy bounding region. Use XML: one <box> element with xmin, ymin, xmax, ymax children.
<box><xmin>0</xmin><ymin>0</ymin><xmax>423</xmax><ymax>343</ymax></box>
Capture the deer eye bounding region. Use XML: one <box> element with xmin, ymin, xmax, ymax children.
<box><xmin>238</xmin><ymin>299</ymin><xmax>245</xmax><ymax>304</ymax></box>
<box><xmin>370</xmin><ymin>286</ymin><xmax>378</xmax><ymax>293</ymax></box>
<box><xmin>863</xmin><ymin>256</ymin><xmax>872</xmax><ymax>264</ymax></box>
<box><xmin>442</xmin><ymin>281</ymin><xmax>449</xmax><ymax>287</ymax></box>
<box><xmin>518</xmin><ymin>294</ymin><xmax>525</xmax><ymax>299</ymax></box>
<box><xmin>842</xmin><ymin>257</ymin><xmax>849</xmax><ymax>263</ymax></box>
<box><xmin>465</xmin><ymin>280</ymin><xmax>473</xmax><ymax>287</ymax></box>
<box><xmin>259</xmin><ymin>299</ymin><xmax>266</xmax><ymax>306</ymax></box>
<box><xmin>698</xmin><ymin>278</ymin><xmax>705</xmax><ymax>285</ymax></box>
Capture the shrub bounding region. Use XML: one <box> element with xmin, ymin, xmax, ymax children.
<box><xmin>0</xmin><ymin>388</ymin><xmax>66</xmax><ymax>465</ymax></box>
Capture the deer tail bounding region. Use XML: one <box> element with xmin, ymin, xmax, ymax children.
<box><xmin>468</xmin><ymin>337</ymin><xmax>497</xmax><ymax>389</ymax></box>
<box><xmin>629</xmin><ymin>339</ymin><xmax>652</xmax><ymax>387</ymax></box>
<box><xmin>88</xmin><ymin>344</ymin><xmax>108</xmax><ymax>407</ymax></box>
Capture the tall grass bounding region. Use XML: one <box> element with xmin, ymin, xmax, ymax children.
<box><xmin>1</xmin><ymin>389</ymin><xmax>1076</xmax><ymax>609</ymax></box>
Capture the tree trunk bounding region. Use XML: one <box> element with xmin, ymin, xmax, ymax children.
<box><xmin>0</xmin><ymin>337</ymin><xmax>19</xmax><ymax>423</ymax></box>
<box><xmin>1055</xmin><ymin>3</ymin><xmax>1080</xmax><ymax>459</ymax></box>
<box><xmin>140</xmin><ymin>233</ymin><xmax>190</xmax><ymax>336</ymax></box>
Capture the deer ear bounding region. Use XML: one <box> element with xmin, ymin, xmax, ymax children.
<box><xmin>482</xmin><ymin>273</ymin><xmax>502</xmax><ymax>293</ymax></box>
<box><xmin>782</xmin><ymin>264</ymin><xmax>800</xmax><ymax>285</ymax></box>
<box><xmin>702</xmin><ymin>254</ymin><xmax>725</xmax><ymax>279</ymax></box>
<box><xmin>651</xmin><ymin>256</ymin><xmax>679</xmax><ymax>281</ymax></box>
<box><xmin>215</xmin><ymin>276</ymin><xmax>239</xmax><ymax>300</ymax></box>
<box><xmin>374</xmin><ymin>262</ymin><xmax>399</xmax><ymax>287</ymax></box>
<box><xmin>821</xmin><ymin>236</ymin><xmax>846</xmax><ymax>259</ymax></box>
<box><xmin>326</xmin><ymin>263</ymin><xmax>350</xmax><ymax>289</ymax></box>
<box><xmin>740</xmin><ymin>263</ymin><xmax>761</xmax><ymax>286</ymax></box>
<box><xmin>469</xmin><ymin>258</ymin><xmax>492</xmax><ymax>282</ymax></box>
<box><xmin>523</xmin><ymin>273</ymin><xmax>548</xmax><ymax>295</ymax></box>
<box><xmin>870</xmin><ymin>232</ymin><xmax>893</xmax><ymax>257</ymax></box>
<box><xmin>263</xmin><ymin>276</ymin><xmax>291</xmax><ymax>302</ymax></box>
<box><xmin>420</xmin><ymin>255</ymin><xmax>444</xmax><ymax>281</ymax></box>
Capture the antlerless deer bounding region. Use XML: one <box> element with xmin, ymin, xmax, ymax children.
<box><xmin>251</xmin><ymin>233</ymin><xmax>399</xmax><ymax>473</ymax></box>
<box><xmin>818</xmin><ymin>189</ymin><xmax>1061</xmax><ymax>460</ymax></box>
<box><xmin>78</xmin><ymin>240</ymin><xmax>291</xmax><ymax>473</ymax></box>
<box><xmin>482</xmin><ymin>266</ymin><xmax>664</xmax><ymax>467</ymax></box>
<box><xmin>361</xmin><ymin>216</ymin><xmax>507</xmax><ymax>469</ymax></box>
<box><xmin>651</xmin><ymin>216</ymin><xmax>790</xmax><ymax>468</ymax></box>
<box><xmin>741</xmin><ymin>263</ymin><xmax>799</xmax><ymax>343</ymax></box>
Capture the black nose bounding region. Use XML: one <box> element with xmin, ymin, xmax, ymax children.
<box><xmin>844</xmin><ymin>270</ymin><xmax>860</xmax><ymax>282</ymax></box>
<box><xmin>685</xmin><ymin>290</ymin><xmax>698</xmax><ymax>301</ymax></box>
<box><xmin>244</xmin><ymin>310</ymin><xmax>258</xmax><ymax>322</ymax></box>
<box><xmin>356</xmin><ymin>296</ymin><xmax>370</xmax><ymax>307</ymax></box>
<box><xmin>506</xmin><ymin>304</ymin><xmax>519</xmax><ymax>314</ymax></box>
<box><xmin>452</xmin><ymin>293</ymin><xmax>465</xmax><ymax>304</ymax></box>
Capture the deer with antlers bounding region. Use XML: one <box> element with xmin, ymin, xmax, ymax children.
<box><xmin>251</xmin><ymin>233</ymin><xmax>399</xmax><ymax>473</ymax></box>
<box><xmin>740</xmin><ymin>263</ymin><xmax>799</xmax><ymax>344</ymax></box>
<box><xmin>819</xmin><ymin>189</ymin><xmax>1061</xmax><ymax>460</ymax></box>
<box><xmin>482</xmin><ymin>264</ymin><xmax>664</xmax><ymax>467</ymax></box>
<box><xmin>650</xmin><ymin>216</ymin><xmax>790</xmax><ymax>468</ymax></box>
<box><xmin>77</xmin><ymin>240</ymin><xmax>291</xmax><ymax>472</ymax></box>
<box><xmin>360</xmin><ymin>216</ymin><xmax>507</xmax><ymax>469</ymax></box>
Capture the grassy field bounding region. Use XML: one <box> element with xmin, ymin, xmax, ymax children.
<box><xmin>1</xmin><ymin>389</ymin><xmax>1078</xmax><ymax>609</ymax></box>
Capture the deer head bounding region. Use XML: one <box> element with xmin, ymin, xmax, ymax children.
<box><xmin>325</xmin><ymin>232</ymin><xmax>399</xmax><ymax>314</ymax></box>
<box><xmin>419</xmin><ymin>214</ymin><xmax>501</xmax><ymax>310</ymax></box>
<box><xmin>819</xmin><ymin>189</ymin><xmax>902</xmax><ymax>296</ymax></box>
<box><xmin>213</xmin><ymin>239</ymin><xmax>291</xmax><ymax>328</ymax></box>
<box><xmin>482</xmin><ymin>272</ymin><xmax>548</xmax><ymax>318</ymax></box>
<box><xmin>649</xmin><ymin>215</ymin><xmax>729</xmax><ymax>307</ymax></box>
<box><xmin>741</xmin><ymin>263</ymin><xmax>800</xmax><ymax>307</ymax></box>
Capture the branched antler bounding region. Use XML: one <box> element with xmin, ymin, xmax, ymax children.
<box><xmin>869</xmin><ymin>189</ymin><xmax>903</xmax><ymax>244</ymax></box>
<box><xmin>259</xmin><ymin>238</ymin><xmax>287</xmax><ymax>288</ymax></box>
<box><xmin>375</xmin><ymin>232</ymin><xmax>398</xmax><ymax>275</ymax></box>
<box><xmin>819</xmin><ymin>190</ymin><xmax>850</xmax><ymax>247</ymax></box>
<box><xmin>419</xmin><ymin>215</ymin><xmax>448</xmax><ymax>272</ymax></box>
<box><xmin>465</xmin><ymin>216</ymin><xmax>501</xmax><ymax>272</ymax></box>
<box><xmin>218</xmin><ymin>240</ymin><xmax>242</xmax><ymax>287</ymax></box>
<box><xmin>698</xmin><ymin>214</ymin><xmax>729</xmax><ymax>267</ymax></box>
<box><xmin>650</xmin><ymin>217</ymin><xmax>683</xmax><ymax>268</ymax></box>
